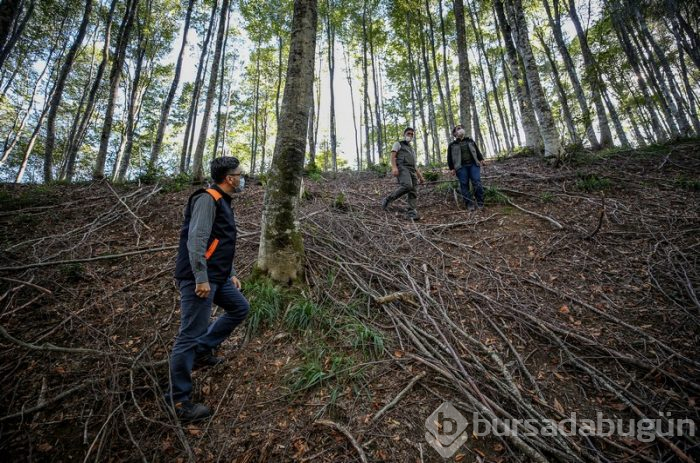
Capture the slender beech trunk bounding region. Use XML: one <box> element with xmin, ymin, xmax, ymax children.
<box><xmin>507</xmin><ymin>0</ymin><xmax>561</xmax><ymax>158</ymax></box>
<box><xmin>566</xmin><ymin>0</ymin><xmax>613</xmax><ymax>148</ymax></box>
<box><xmin>192</xmin><ymin>0</ymin><xmax>230</xmax><ymax>181</ymax></box>
<box><xmin>326</xmin><ymin>0</ymin><xmax>337</xmax><ymax>172</ymax></box>
<box><xmin>94</xmin><ymin>0</ymin><xmax>138</xmax><ymax>179</ymax></box>
<box><xmin>419</xmin><ymin>22</ymin><xmax>440</xmax><ymax>163</ymax></box>
<box><xmin>368</xmin><ymin>13</ymin><xmax>383</xmax><ymax>161</ymax></box>
<box><xmin>361</xmin><ymin>2</ymin><xmax>372</xmax><ymax>165</ymax></box>
<box><xmin>453</xmin><ymin>0</ymin><xmax>473</xmax><ymax>135</ymax></box>
<box><xmin>0</xmin><ymin>0</ymin><xmax>34</xmax><ymax>72</ymax></box>
<box><xmin>64</xmin><ymin>0</ymin><xmax>118</xmax><ymax>181</ymax></box>
<box><xmin>543</xmin><ymin>0</ymin><xmax>599</xmax><ymax>148</ymax></box>
<box><xmin>424</xmin><ymin>0</ymin><xmax>451</xmax><ymax>146</ymax></box>
<box><xmin>44</xmin><ymin>0</ymin><xmax>92</xmax><ymax>182</ymax></box>
<box><xmin>536</xmin><ymin>30</ymin><xmax>578</xmax><ymax>144</ymax></box>
<box><xmin>213</xmin><ymin>0</ymin><xmax>232</xmax><ymax>157</ymax></box>
<box><xmin>257</xmin><ymin>0</ymin><xmax>318</xmax><ymax>283</ymax></box>
<box><xmin>343</xmin><ymin>46</ymin><xmax>361</xmax><ymax>170</ymax></box>
<box><xmin>150</xmin><ymin>0</ymin><xmax>195</xmax><ymax>170</ymax></box>
<box><xmin>494</xmin><ymin>0</ymin><xmax>540</xmax><ymax>150</ymax></box>
<box><xmin>180</xmin><ymin>0</ymin><xmax>217</xmax><ymax>173</ymax></box>
<box><xmin>437</xmin><ymin>0</ymin><xmax>455</xmax><ymax>128</ymax></box>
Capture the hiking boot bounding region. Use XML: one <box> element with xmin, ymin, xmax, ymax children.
<box><xmin>174</xmin><ymin>401</ymin><xmax>211</xmax><ymax>422</ymax></box>
<box><xmin>466</xmin><ymin>202</ymin><xmax>476</xmax><ymax>212</ymax></box>
<box><xmin>381</xmin><ymin>197</ymin><xmax>391</xmax><ymax>211</ymax></box>
<box><xmin>193</xmin><ymin>349</ymin><xmax>225</xmax><ymax>370</ymax></box>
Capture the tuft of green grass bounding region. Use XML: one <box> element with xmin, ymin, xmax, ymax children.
<box><xmin>367</xmin><ymin>161</ymin><xmax>389</xmax><ymax>177</ymax></box>
<box><xmin>539</xmin><ymin>192</ymin><xmax>555</xmax><ymax>203</ymax></box>
<box><xmin>244</xmin><ymin>278</ymin><xmax>284</xmax><ymax>337</ymax></box>
<box><xmin>347</xmin><ymin>321</ymin><xmax>385</xmax><ymax>359</ymax></box>
<box><xmin>332</xmin><ymin>191</ymin><xmax>347</xmax><ymax>210</ymax></box>
<box><xmin>287</xmin><ymin>346</ymin><xmax>354</xmax><ymax>394</ymax></box>
<box><xmin>575</xmin><ymin>173</ymin><xmax>612</xmax><ymax>192</ymax></box>
<box><xmin>484</xmin><ymin>186</ymin><xmax>510</xmax><ymax>205</ymax></box>
<box><xmin>284</xmin><ymin>298</ymin><xmax>323</xmax><ymax>332</ymax></box>
<box><xmin>436</xmin><ymin>180</ymin><xmax>458</xmax><ymax>193</ymax></box>
<box><xmin>422</xmin><ymin>169</ymin><xmax>440</xmax><ymax>182</ymax></box>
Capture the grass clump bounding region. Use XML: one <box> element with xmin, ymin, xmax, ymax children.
<box><xmin>674</xmin><ymin>175</ymin><xmax>700</xmax><ymax>192</ymax></box>
<box><xmin>575</xmin><ymin>173</ymin><xmax>612</xmax><ymax>192</ymax></box>
<box><xmin>287</xmin><ymin>346</ymin><xmax>355</xmax><ymax>394</ymax></box>
<box><xmin>284</xmin><ymin>298</ymin><xmax>324</xmax><ymax>332</ymax></box>
<box><xmin>244</xmin><ymin>277</ymin><xmax>284</xmax><ymax>337</ymax></box>
<box><xmin>484</xmin><ymin>185</ymin><xmax>510</xmax><ymax>205</ymax></box>
<box><xmin>346</xmin><ymin>321</ymin><xmax>385</xmax><ymax>359</ymax></box>
<box><xmin>422</xmin><ymin>169</ymin><xmax>440</xmax><ymax>182</ymax></box>
<box><xmin>436</xmin><ymin>180</ymin><xmax>458</xmax><ymax>193</ymax></box>
<box><xmin>539</xmin><ymin>191</ymin><xmax>555</xmax><ymax>203</ymax></box>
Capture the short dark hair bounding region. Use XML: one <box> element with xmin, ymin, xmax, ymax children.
<box><xmin>210</xmin><ymin>156</ymin><xmax>240</xmax><ymax>183</ymax></box>
<box><xmin>404</xmin><ymin>127</ymin><xmax>415</xmax><ymax>134</ymax></box>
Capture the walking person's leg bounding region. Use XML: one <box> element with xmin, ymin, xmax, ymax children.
<box><xmin>456</xmin><ymin>166</ymin><xmax>474</xmax><ymax>209</ymax></box>
<box><xmin>468</xmin><ymin>164</ymin><xmax>484</xmax><ymax>208</ymax></box>
<box><xmin>195</xmin><ymin>279</ymin><xmax>249</xmax><ymax>357</ymax></box>
<box><xmin>406</xmin><ymin>171</ymin><xmax>420</xmax><ymax>219</ymax></box>
<box><xmin>167</xmin><ymin>279</ymin><xmax>218</xmax><ymax>420</ymax></box>
<box><xmin>384</xmin><ymin>166</ymin><xmax>412</xmax><ymax>210</ymax></box>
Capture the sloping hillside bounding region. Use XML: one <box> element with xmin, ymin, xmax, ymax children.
<box><xmin>1</xmin><ymin>141</ymin><xmax>699</xmax><ymax>462</ymax></box>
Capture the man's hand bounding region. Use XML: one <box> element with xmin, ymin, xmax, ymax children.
<box><xmin>449</xmin><ymin>169</ymin><xmax>455</xmax><ymax>176</ymax></box>
<box><xmin>418</xmin><ymin>174</ymin><xmax>425</xmax><ymax>185</ymax></box>
<box><xmin>391</xmin><ymin>166</ymin><xmax>399</xmax><ymax>177</ymax></box>
<box><xmin>231</xmin><ymin>276</ymin><xmax>241</xmax><ymax>290</ymax></box>
<box><xmin>195</xmin><ymin>282</ymin><xmax>211</xmax><ymax>298</ymax></box>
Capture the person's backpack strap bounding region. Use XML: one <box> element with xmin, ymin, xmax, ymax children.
<box><xmin>205</xmin><ymin>188</ymin><xmax>222</xmax><ymax>202</ymax></box>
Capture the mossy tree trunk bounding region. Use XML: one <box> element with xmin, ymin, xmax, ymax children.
<box><xmin>257</xmin><ymin>0</ymin><xmax>317</xmax><ymax>284</ymax></box>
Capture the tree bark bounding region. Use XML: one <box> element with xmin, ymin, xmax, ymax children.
<box><xmin>506</xmin><ymin>0</ymin><xmax>561</xmax><ymax>158</ymax></box>
<box><xmin>419</xmin><ymin>22</ymin><xmax>440</xmax><ymax>163</ymax></box>
<box><xmin>326</xmin><ymin>0</ymin><xmax>337</xmax><ymax>172</ymax></box>
<box><xmin>437</xmin><ymin>0</ymin><xmax>455</xmax><ymax>129</ymax></box>
<box><xmin>453</xmin><ymin>0</ymin><xmax>473</xmax><ymax>136</ymax></box>
<box><xmin>368</xmin><ymin>13</ymin><xmax>383</xmax><ymax>162</ymax></box>
<box><xmin>424</xmin><ymin>0</ymin><xmax>451</xmax><ymax>146</ymax></box>
<box><xmin>361</xmin><ymin>1</ymin><xmax>372</xmax><ymax>165</ymax></box>
<box><xmin>0</xmin><ymin>0</ymin><xmax>34</xmax><ymax>72</ymax></box>
<box><xmin>543</xmin><ymin>0</ymin><xmax>599</xmax><ymax>148</ymax></box>
<box><xmin>93</xmin><ymin>0</ymin><xmax>139</xmax><ymax>179</ymax></box>
<box><xmin>494</xmin><ymin>0</ymin><xmax>540</xmax><ymax>150</ymax></box>
<box><xmin>536</xmin><ymin>30</ymin><xmax>578</xmax><ymax>144</ymax></box>
<box><xmin>566</xmin><ymin>0</ymin><xmax>613</xmax><ymax>148</ymax></box>
<box><xmin>180</xmin><ymin>0</ymin><xmax>218</xmax><ymax>173</ymax></box>
<box><xmin>213</xmin><ymin>0</ymin><xmax>232</xmax><ymax>158</ymax></box>
<box><xmin>192</xmin><ymin>0</ymin><xmax>230</xmax><ymax>181</ymax></box>
<box><xmin>343</xmin><ymin>45</ymin><xmax>361</xmax><ymax>170</ymax></box>
<box><xmin>44</xmin><ymin>0</ymin><xmax>92</xmax><ymax>182</ymax></box>
<box><xmin>149</xmin><ymin>0</ymin><xmax>195</xmax><ymax>170</ymax></box>
<box><xmin>257</xmin><ymin>0</ymin><xmax>317</xmax><ymax>283</ymax></box>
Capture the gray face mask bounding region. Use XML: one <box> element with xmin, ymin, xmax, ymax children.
<box><xmin>235</xmin><ymin>176</ymin><xmax>245</xmax><ymax>193</ymax></box>
<box><xmin>455</xmin><ymin>128</ymin><xmax>465</xmax><ymax>138</ymax></box>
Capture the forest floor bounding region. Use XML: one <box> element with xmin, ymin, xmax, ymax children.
<box><xmin>0</xmin><ymin>140</ymin><xmax>699</xmax><ymax>462</ymax></box>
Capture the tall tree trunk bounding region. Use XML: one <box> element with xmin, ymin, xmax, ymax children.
<box><xmin>260</xmin><ymin>94</ymin><xmax>268</xmax><ymax>171</ymax></box>
<box><xmin>419</xmin><ymin>23</ymin><xmax>440</xmax><ymax>163</ymax></box>
<box><xmin>494</xmin><ymin>8</ymin><xmax>521</xmax><ymax>146</ymax></box>
<box><xmin>676</xmin><ymin>39</ymin><xmax>700</xmax><ymax>134</ymax></box>
<box><xmin>343</xmin><ymin>46</ymin><xmax>361</xmax><ymax>170</ymax></box>
<box><xmin>543</xmin><ymin>0</ymin><xmax>599</xmax><ymax>148</ymax></box>
<box><xmin>180</xmin><ymin>0</ymin><xmax>218</xmax><ymax>173</ymax></box>
<box><xmin>437</xmin><ymin>0</ymin><xmax>455</xmax><ymax>129</ymax></box>
<box><xmin>275</xmin><ymin>33</ymin><xmax>283</xmax><ymax>123</ymax></box>
<box><xmin>326</xmin><ymin>0</ymin><xmax>337</xmax><ymax>172</ymax></box>
<box><xmin>0</xmin><ymin>0</ymin><xmax>34</xmax><ymax>72</ymax></box>
<box><xmin>149</xmin><ymin>0</ymin><xmax>194</xmax><ymax>170</ymax></box>
<box><xmin>250</xmin><ymin>37</ymin><xmax>262</xmax><ymax>174</ymax></box>
<box><xmin>494</xmin><ymin>0</ymin><xmax>540</xmax><ymax>150</ymax></box>
<box><xmin>635</xmin><ymin>9</ymin><xmax>691</xmax><ymax>136</ymax></box>
<box><xmin>114</xmin><ymin>26</ymin><xmax>148</xmax><ymax>182</ymax></box>
<box><xmin>406</xmin><ymin>14</ymin><xmax>428</xmax><ymax>164</ymax></box>
<box><xmin>424</xmin><ymin>0</ymin><xmax>451</xmax><ymax>146</ymax></box>
<box><xmin>611</xmin><ymin>12</ymin><xmax>665</xmax><ymax>141</ymax></box>
<box><xmin>361</xmin><ymin>2</ymin><xmax>372</xmax><ymax>165</ymax></box>
<box><xmin>0</xmin><ymin>0</ymin><xmax>22</xmax><ymax>53</ymax></box>
<box><xmin>566</xmin><ymin>0</ymin><xmax>613</xmax><ymax>148</ymax></box>
<box><xmin>468</xmin><ymin>0</ymin><xmax>512</xmax><ymax>151</ymax></box>
<box><xmin>257</xmin><ymin>0</ymin><xmax>318</xmax><ymax>283</ymax></box>
<box><xmin>64</xmin><ymin>0</ymin><xmax>118</xmax><ymax>181</ymax></box>
<box><xmin>453</xmin><ymin>0</ymin><xmax>473</xmax><ymax>136</ymax></box>
<box><xmin>44</xmin><ymin>0</ymin><xmax>92</xmax><ymax>182</ymax></box>
<box><xmin>192</xmin><ymin>0</ymin><xmax>230</xmax><ymax>181</ymax></box>
<box><xmin>368</xmin><ymin>13</ymin><xmax>383</xmax><ymax>161</ymax></box>
<box><xmin>536</xmin><ymin>30</ymin><xmax>578</xmax><ymax>144</ymax></box>
<box><xmin>213</xmin><ymin>0</ymin><xmax>232</xmax><ymax>157</ymax></box>
<box><xmin>506</xmin><ymin>0</ymin><xmax>561</xmax><ymax>158</ymax></box>
<box><xmin>94</xmin><ymin>0</ymin><xmax>138</xmax><ymax>179</ymax></box>
<box><xmin>602</xmin><ymin>87</ymin><xmax>629</xmax><ymax>147</ymax></box>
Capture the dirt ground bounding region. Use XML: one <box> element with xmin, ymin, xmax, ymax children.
<box><xmin>0</xmin><ymin>140</ymin><xmax>698</xmax><ymax>462</ymax></box>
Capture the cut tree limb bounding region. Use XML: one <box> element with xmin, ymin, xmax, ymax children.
<box><xmin>314</xmin><ymin>419</ymin><xmax>368</xmax><ymax>463</ymax></box>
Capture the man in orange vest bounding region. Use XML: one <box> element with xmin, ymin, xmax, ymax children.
<box><xmin>168</xmin><ymin>156</ymin><xmax>249</xmax><ymax>422</ymax></box>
